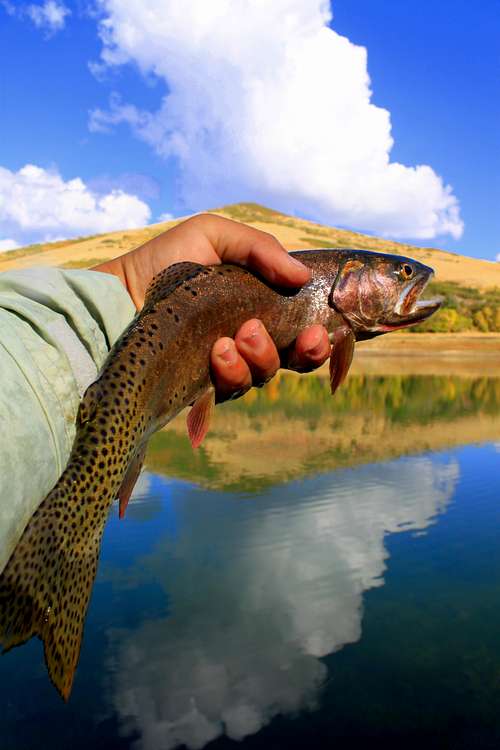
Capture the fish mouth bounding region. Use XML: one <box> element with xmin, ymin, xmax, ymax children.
<box><xmin>389</xmin><ymin>271</ymin><xmax>442</xmax><ymax>329</ymax></box>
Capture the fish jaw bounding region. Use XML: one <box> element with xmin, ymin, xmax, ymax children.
<box><xmin>377</xmin><ymin>270</ymin><xmax>442</xmax><ymax>331</ymax></box>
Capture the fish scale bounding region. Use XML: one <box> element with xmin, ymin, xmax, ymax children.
<box><xmin>0</xmin><ymin>248</ymin><xmax>440</xmax><ymax>700</ymax></box>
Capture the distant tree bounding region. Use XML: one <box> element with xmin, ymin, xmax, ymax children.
<box><xmin>473</xmin><ymin>309</ymin><xmax>490</xmax><ymax>332</ymax></box>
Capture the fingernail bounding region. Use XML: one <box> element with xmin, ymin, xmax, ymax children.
<box><xmin>242</xmin><ymin>321</ymin><xmax>264</xmax><ymax>350</ymax></box>
<box><xmin>305</xmin><ymin>330</ymin><xmax>324</xmax><ymax>358</ymax></box>
<box><xmin>216</xmin><ymin>342</ymin><xmax>236</xmax><ymax>364</ymax></box>
<box><xmin>288</xmin><ymin>255</ymin><xmax>307</xmax><ymax>269</ymax></box>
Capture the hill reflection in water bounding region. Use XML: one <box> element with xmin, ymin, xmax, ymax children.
<box><xmin>147</xmin><ymin>370</ymin><xmax>500</xmax><ymax>490</ymax></box>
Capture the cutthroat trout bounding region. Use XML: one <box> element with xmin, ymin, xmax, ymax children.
<box><xmin>0</xmin><ymin>249</ymin><xmax>440</xmax><ymax>699</ymax></box>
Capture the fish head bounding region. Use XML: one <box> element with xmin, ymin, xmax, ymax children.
<box><xmin>330</xmin><ymin>251</ymin><xmax>442</xmax><ymax>338</ymax></box>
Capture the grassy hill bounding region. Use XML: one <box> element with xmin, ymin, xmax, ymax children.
<box><xmin>2</xmin><ymin>202</ymin><xmax>499</xmax><ymax>332</ymax></box>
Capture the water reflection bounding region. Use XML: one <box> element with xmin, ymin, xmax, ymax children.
<box><xmin>148</xmin><ymin>373</ymin><xmax>500</xmax><ymax>490</ymax></box>
<box><xmin>109</xmin><ymin>454</ymin><xmax>458</xmax><ymax>749</ymax></box>
<box><xmin>1</xmin><ymin>369</ymin><xmax>499</xmax><ymax>745</ymax></box>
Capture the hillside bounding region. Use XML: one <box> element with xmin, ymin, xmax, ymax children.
<box><xmin>1</xmin><ymin>202</ymin><xmax>499</xmax><ymax>332</ymax></box>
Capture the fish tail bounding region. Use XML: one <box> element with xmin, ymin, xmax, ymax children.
<box><xmin>0</xmin><ymin>483</ymin><xmax>102</xmax><ymax>701</ymax></box>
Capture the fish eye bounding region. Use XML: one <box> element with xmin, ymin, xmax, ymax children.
<box><xmin>399</xmin><ymin>263</ymin><xmax>414</xmax><ymax>279</ymax></box>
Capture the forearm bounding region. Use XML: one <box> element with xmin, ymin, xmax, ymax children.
<box><xmin>0</xmin><ymin>266</ymin><xmax>136</xmax><ymax>572</ymax></box>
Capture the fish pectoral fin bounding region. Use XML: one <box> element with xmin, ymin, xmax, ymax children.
<box><xmin>186</xmin><ymin>386</ymin><xmax>216</xmax><ymax>449</ymax></box>
<box><xmin>329</xmin><ymin>326</ymin><xmax>355</xmax><ymax>395</ymax></box>
<box><xmin>118</xmin><ymin>443</ymin><xmax>148</xmax><ymax>519</ymax></box>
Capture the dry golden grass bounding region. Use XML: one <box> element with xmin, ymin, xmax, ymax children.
<box><xmin>2</xmin><ymin>202</ymin><xmax>499</xmax><ymax>292</ymax></box>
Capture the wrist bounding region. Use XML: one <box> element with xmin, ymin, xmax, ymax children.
<box><xmin>92</xmin><ymin>255</ymin><xmax>144</xmax><ymax>310</ymax></box>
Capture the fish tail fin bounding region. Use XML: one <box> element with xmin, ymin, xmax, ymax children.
<box><xmin>0</xmin><ymin>485</ymin><xmax>101</xmax><ymax>701</ymax></box>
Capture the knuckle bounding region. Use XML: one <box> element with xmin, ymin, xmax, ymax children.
<box><xmin>262</xmin><ymin>232</ymin><xmax>284</xmax><ymax>251</ymax></box>
<box><xmin>188</xmin><ymin>212</ymin><xmax>218</xmax><ymax>230</ymax></box>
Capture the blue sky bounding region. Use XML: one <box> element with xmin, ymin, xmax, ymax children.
<box><xmin>0</xmin><ymin>0</ymin><xmax>498</xmax><ymax>260</ymax></box>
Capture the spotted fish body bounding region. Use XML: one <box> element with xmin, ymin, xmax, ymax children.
<box><xmin>0</xmin><ymin>249</ymin><xmax>440</xmax><ymax>699</ymax></box>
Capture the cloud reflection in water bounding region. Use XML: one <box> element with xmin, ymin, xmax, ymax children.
<box><xmin>108</xmin><ymin>454</ymin><xmax>458</xmax><ymax>749</ymax></box>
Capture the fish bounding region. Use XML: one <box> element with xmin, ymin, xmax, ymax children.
<box><xmin>0</xmin><ymin>248</ymin><xmax>440</xmax><ymax>699</ymax></box>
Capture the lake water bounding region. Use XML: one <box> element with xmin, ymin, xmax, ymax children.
<box><xmin>2</xmin><ymin>366</ymin><xmax>500</xmax><ymax>749</ymax></box>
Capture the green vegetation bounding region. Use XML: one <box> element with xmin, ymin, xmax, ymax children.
<box><xmin>298</xmin><ymin>236</ymin><xmax>334</xmax><ymax>248</ymax></box>
<box><xmin>413</xmin><ymin>281</ymin><xmax>500</xmax><ymax>332</ymax></box>
<box><xmin>226</xmin><ymin>372</ymin><xmax>500</xmax><ymax>425</ymax></box>
<box><xmin>215</xmin><ymin>202</ymin><xmax>287</xmax><ymax>224</ymax></box>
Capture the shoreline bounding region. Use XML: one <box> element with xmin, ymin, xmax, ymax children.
<box><xmin>322</xmin><ymin>333</ymin><xmax>500</xmax><ymax>378</ymax></box>
<box><xmin>356</xmin><ymin>332</ymin><xmax>500</xmax><ymax>357</ymax></box>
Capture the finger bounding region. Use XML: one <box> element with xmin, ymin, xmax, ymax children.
<box><xmin>234</xmin><ymin>319</ymin><xmax>281</xmax><ymax>385</ymax></box>
<box><xmin>210</xmin><ymin>337</ymin><xmax>252</xmax><ymax>401</ymax></box>
<box><xmin>285</xmin><ymin>325</ymin><xmax>330</xmax><ymax>372</ymax></box>
<box><xmin>195</xmin><ymin>214</ymin><xmax>311</xmax><ymax>287</ymax></box>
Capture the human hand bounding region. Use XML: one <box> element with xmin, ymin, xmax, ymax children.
<box><xmin>93</xmin><ymin>213</ymin><xmax>330</xmax><ymax>400</ymax></box>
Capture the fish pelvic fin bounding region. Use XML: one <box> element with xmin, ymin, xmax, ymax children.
<box><xmin>329</xmin><ymin>326</ymin><xmax>355</xmax><ymax>395</ymax></box>
<box><xmin>77</xmin><ymin>379</ymin><xmax>101</xmax><ymax>425</ymax></box>
<box><xmin>0</xmin><ymin>487</ymin><xmax>103</xmax><ymax>701</ymax></box>
<box><xmin>187</xmin><ymin>386</ymin><xmax>216</xmax><ymax>449</ymax></box>
<box><xmin>118</xmin><ymin>443</ymin><xmax>148</xmax><ymax>519</ymax></box>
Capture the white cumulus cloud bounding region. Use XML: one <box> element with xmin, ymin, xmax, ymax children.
<box><xmin>91</xmin><ymin>0</ymin><xmax>463</xmax><ymax>240</ymax></box>
<box><xmin>0</xmin><ymin>238</ymin><xmax>19</xmax><ymax>252</ymax></box>
<box><xmin>3</xmin><ymin>0</ymin><xmax>71</xmax><ymax>34</ymax></box>
<box><xmin>27</xmin><ymin>0</ymin><xmax>70</xmax><ymax>32</ymax></box>
<box><xmin>157</xmin><ymin>211</ymin><xmax>174</xmax><ymax>222</ymax></box>
<box><xmin>0</xmin><ymin>164</ymin><xmax>151</xmax><ymax>246</ymax></box>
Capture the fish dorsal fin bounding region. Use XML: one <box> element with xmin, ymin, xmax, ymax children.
<box><xmin>186</xmin><ymin>386</ymin><xmax>215</xmax><ymax>449</ymax></box>
<box><xmin>118</xmin><ymin>443</ymin><xmax>148</xmax><ymax>519</ymax></box>
<box><xmin>329</xmin><ymin>326</ymin><xmax>355</xmax><ymax>395</ymax></box>
<box><xmin>144</xmin><ymin>261</ymin><xmax>208</xmax><ymax>307</ymax></box>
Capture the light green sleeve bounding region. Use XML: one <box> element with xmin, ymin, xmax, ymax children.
<box><xmin>0</xmin><ymin>267</ymin><xmax>136</xmax><ymax>573</ymax></box>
